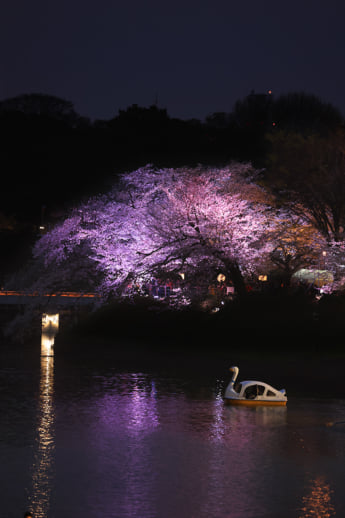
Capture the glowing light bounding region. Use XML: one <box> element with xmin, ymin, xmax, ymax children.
<box><xmin>28</xmin><ymin>330</ymin><xmax>55</xmax><ymax>515</ymax></box>
<box><xmin>217</xmin><ymin>273</ymin><xmax>226</xmax><ymax>282</ymax></box>
<box><xmin>300</xmin><ymin>476</ymin><xmax>335</xmax><ymax>517</ymax></box>
<box><xmin>41</xmin><ymin>314</ymin><xmax>59</xmax><ymax>356</ymax></box>
<box><xmin>41</xmin><ymin>334</ymin><xmax>55</xmax><ymax>355</ymax></box>
<box><xmin>42</xmin><ymin>313</ymin><xmax>59</xmax><ymax>332</ymax></box>
<box><xmin>258</xmin><ymin>275</ymin><xmax>267</xmax><ymax>281</ymax></box>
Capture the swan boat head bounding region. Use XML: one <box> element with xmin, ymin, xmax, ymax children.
<box><xmin>224</xmin><ymin>366</ymin><xmax>287</xmax><ymax>406</ymax></box>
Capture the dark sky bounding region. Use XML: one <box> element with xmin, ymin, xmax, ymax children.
<box><xmin>1</xmin><ymin>0</ymin><xmax>345</xmax><ymax>121</ymax></box>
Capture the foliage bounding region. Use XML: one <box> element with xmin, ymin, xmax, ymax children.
<box><xmin>271</xmin><ymin>92</ymin><xmax>343</xmax><ymax>134</ymax></box>
<box><xmin>265</xmin><ymin>130</ymin><xmax>345</xmax><ymax>242</ymax></box>
<box><xmin>233</xmin><ymin>91</ymin><xmax>274</xmax><ymax>130</ymax></box>
<box><xmin>1</xmin><ymin>90</ymin><xmax>343</xmax><ymax>228</ymax></box>
<box><xmin>30</xmin><ymin>163</ymin><xmax>280</xmax><ymax>299</ymax></box>
<box><xmin>0</xmin><ymin>93</ymin><xmax>81</xmax><ymax>125</ymax></box>
<box><xmin>268</xmin><ymin>215</ymin><xmax>325</xmax><ymax>280</ymax></box>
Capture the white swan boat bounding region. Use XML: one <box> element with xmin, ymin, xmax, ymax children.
<box><xmin>224</xmin><ymin>366</ymin><xmax>287</xmax><ymax>406</ymax></box>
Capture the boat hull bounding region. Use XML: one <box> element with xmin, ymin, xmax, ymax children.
<box><xmin>224</xmin><ymin>398</ymin><xmax>287</xmax><ymax>406</ymax></box>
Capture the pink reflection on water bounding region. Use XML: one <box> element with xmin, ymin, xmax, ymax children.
<box><xmin>88</xmin><ymin>376</ymin><xmax>335</xmax><ymax>518</ymax></box>
<box><xmin>97</xmin><ymin>373</ymin><xmax>160</xmax><ymax>435</ymax></box>
<box><xmin>89</xmin><ymin>374</ymin><xmax>160</xmax><ymax>516</ymax></box>
<box><xmin>201</xmin><ymin>402</ymin><xmax>289</xmax><ymax>517</ymax></box>
<box><xmin>127</xmin><ymin>376</ymin><xmax>160</xmax><ymax>434</ymax></box>
<box><xmin>209</xmin><ymin>391</ymin><xmax>226</xmax><ymax>442</ymax></box>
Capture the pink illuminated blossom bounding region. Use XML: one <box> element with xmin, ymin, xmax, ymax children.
<box><xmin>31</xmin><ymin>164</ymin><xmax>284</xmax><ymax>298</ymax></box>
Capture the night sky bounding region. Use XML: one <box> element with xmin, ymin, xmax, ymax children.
<box><xmin>1</xmin><ymin>0</ymin><xmax>345</xmax><ymax>121</ymax></box>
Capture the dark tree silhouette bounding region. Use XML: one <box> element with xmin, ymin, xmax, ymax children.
<box><xmin>0</xmin><ymin>93</ymin><xmax>82</xmax><ymax>125</ymax></box>
<box><xmin>272</xmin><ymin>92</ymin><xmax>343</xmax><ymax>134</ymax></box>
<box><xmin>265</xmin><ymin>130</ymin><xmax>345</xmax><ymax>242</ymax></box>
<box><xmin>233</xmin><ymin>90</ymin><xmax>274</xmax><ymax>129</ymax></box>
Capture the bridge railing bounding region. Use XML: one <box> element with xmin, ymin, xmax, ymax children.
<box><xmin>0</xmin><ymin>291</ymin><xmax>100</xmax><ymax>305</ymax></box>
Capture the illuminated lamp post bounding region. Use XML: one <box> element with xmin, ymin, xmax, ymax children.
<box><xmin>216</xmin><ymin>273</ymin><xmax>226</xmax><ymax>300</ymax></box>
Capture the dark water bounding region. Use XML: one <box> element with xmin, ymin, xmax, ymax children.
<box><xmin>1</xmin><ymin>338</ymin><xmax>345</xmax><ymax>518</ymax></box>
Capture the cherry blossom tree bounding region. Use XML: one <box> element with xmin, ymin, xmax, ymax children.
<box><xmin>29</xmin><ymin>163</ymin><xmax>280</xmax><ymax>300</ymax></box>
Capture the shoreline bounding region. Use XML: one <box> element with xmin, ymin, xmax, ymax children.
<box><xmin>1</xmin><ymin>336</ymin><xmax>345</xmax><ymax>399</ymax></box>
<box><xmin>2</xmin><ymin>293</ymin><xmax>345</xmax><ymax>399</ymax></box>
<box><xmin>53</xmin><ymin>336</ymin><xmax>345</xmax><ymax>399</ymax></box>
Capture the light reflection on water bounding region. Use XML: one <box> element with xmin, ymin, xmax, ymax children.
<box><xmin>26</xmin><ymin>320</ymin><xmax>57</xmax><ymax>517</ymax></box>
<box><xmin>28</xmin><ymin>349</ymin><xmax>54</xmax><ymax>516</ymax></box>
<box><xmin>299</xmin><ymin>476</ymin><xmax>335</xmax><ymax>518</ymax></box>
<box><xmin>1</xmin><ymin>343</ymin><xmax>345</xmax><ymax>517</ymax></box>
<box><xmin>55</xmin><ymin>373</ymin><xmax>343</xmax><ymax>518</ymax></box>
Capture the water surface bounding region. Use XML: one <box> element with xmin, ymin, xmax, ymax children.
<box><xmin>0</xmin><ymin>340</ymin><xmax>344</xmax><ymax>517</ymax></box>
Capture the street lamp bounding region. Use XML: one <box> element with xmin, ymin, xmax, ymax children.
<box><xmin>322</xmin><ymin>250</ymin><xmax>327</xmax><ymax>268</ymax></box>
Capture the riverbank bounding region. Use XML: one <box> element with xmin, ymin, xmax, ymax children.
<box><xmin>55</xmin><ymin>293</ymin><xmax>345</xmax><ymax>352</ymax></box>
<box><xmin>54</xmin><ymin>337</ymin><xmax>345</xmax><ymax>398</ymax></box>
<box><xmin>51</xmin><ymin>294</ymin><xmax>345</xmax><ymax>398</ymax></box>
<box><xmin>1</xmin><ymin>327</ymin><xmax>344</xmax><ymax>399</ymax></box>
<box><xmin>2</xmin><ymin>293</ymin><xmax>345</xmax><ymax>398</ymax></box>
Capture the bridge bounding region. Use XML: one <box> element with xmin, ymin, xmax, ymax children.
<box><xmin>0</xmin><ymin>290</ymin><xmax>99</xmax><ymax>306</ymax></box>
